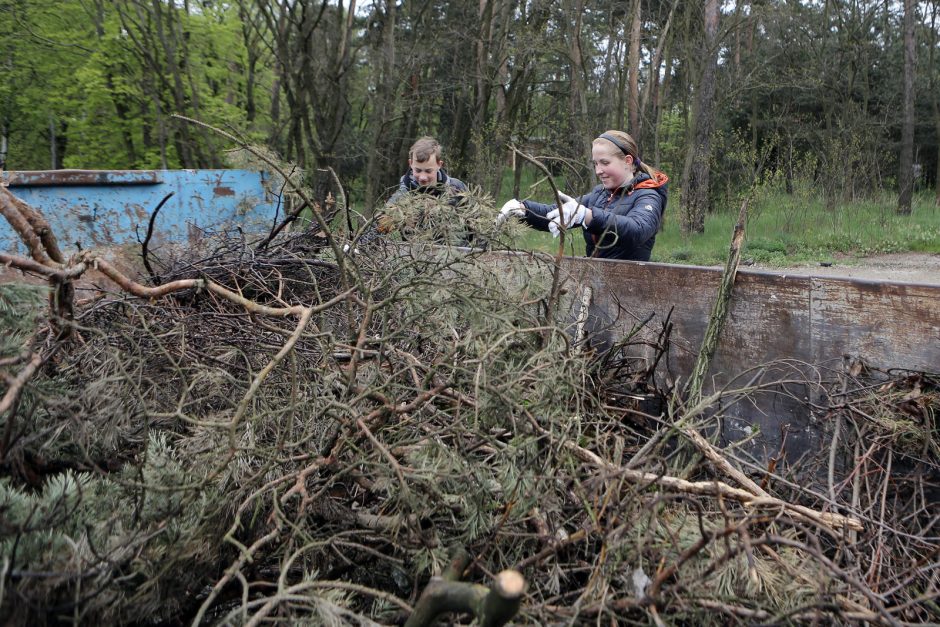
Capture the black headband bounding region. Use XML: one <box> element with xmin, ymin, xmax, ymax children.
<box><xmin>598</xmin><ymin>133</ymin><xmax>643</xmax><ymax>169</ymax></box>
<box><xmin>598</xmin><ymin>133</ymin><xmax>633</xmax><ymax>156</ymax></box>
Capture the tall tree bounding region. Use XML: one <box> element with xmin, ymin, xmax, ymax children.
<box><xmin>565</xmin><ymin>0</ymin><xmax>590</xmax><ymax>158</ymax></box>
<box><xmin>362</xmin><ymin>0</ymin><xmax>396</xmax><ymax>211</ymax></box>
<box><xmin>679</xmin><ymin>0</ymin><xmax>719</xmax><ymax>233</ymax></box>
<box><xmin>930</xmin><ymin>0</ymin><xmax>940</xmax><ymax>206</ymax></box>
<box><xmin>627</xmin><ymin>0</ymin><xmax>641</xmax><ymax>139</ymax></box>
<box><xmin>897</xmin><ymin>0</ymin><xmax>916</xmax><ymax>214</ymax></box>
<box><xmin>640</xmin><ymin>0</ymin><xmax>677</xmax><ymax>149</ymax></box>
<box><xmin>113</xmin><ymin>0</ymin><xmax>215</xmax><ymax>168</ymax></box>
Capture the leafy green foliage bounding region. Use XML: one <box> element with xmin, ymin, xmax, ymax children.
<box><xmin>0</xmin><ymin>0</ymin><xmax>261</xmax><ymax>170</ymax></box>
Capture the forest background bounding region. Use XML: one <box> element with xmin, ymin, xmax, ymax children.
<box><xmin>1</xmin><ymin>0</ymin><xmax>939</xmax><ymax>261</ymax></box>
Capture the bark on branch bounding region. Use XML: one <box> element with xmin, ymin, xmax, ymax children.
<box><xmin>556</xmin><ymin>430</ymin><xmax>862</xmax><ymax>532</ymax></box>
<box><xmin>0</xmin><ymin>187</ymin><xmax>56</xmax><ymax>266</ymax></box>
<box><xmin>685</xmin><ymin>195</ymin><xmax>750</xmax><ymax>403</ymax></box>
<box><xmin>406</xmin><ymin>566</ymin><xmax>525</xmax><ymax>627</ymax></box>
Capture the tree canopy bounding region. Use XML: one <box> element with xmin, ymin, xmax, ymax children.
<box><xmin>1</xmin><ymin>0</ymin><xmax>938</xmax><ymax>219</ymax></box>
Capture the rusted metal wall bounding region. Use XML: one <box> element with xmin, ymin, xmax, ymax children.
<box><xmin>561</xmin><ymin>257</ymin><xmax>940</xmax><ymax>461</ymax></box>
<box><xmin>1</xmin><ymin>169</ymin><xmax>277</xmax><ymax>256</ymax></box>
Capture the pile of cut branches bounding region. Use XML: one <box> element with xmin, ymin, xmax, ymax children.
<box><xmin>1</xmin><ymin>180</ymin><xmax>937</xmax><ymax>626</ymax></box>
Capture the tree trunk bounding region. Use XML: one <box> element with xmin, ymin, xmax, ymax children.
<box><xmin>654</xmin><ymin>48</ymin><xmax>673</xmax><ymax>167</ymax></box>
<box><xmin>91</xmin><ymin>0</ymin><xmax>137</xmax><ymax>165</ymax></box>
<box><xmin>566</xmin><ymin>0</ymin><xmax>589</xmax><ymax>158</ymax></box>
<box><xmin>363</xmin><ymin>0</ymin><xmax>396</xmax><ymax>211</ymax></box>
<box><xmin>615</xmin><ymin>40</ymin><xmax>626</xmax><ymax>130</ymax></box>
<box><xmin>149</xmin><ymin>0</ymin><xmax>197</xmax><ymax>167</ymax></box>
<box><xmin>627</xmin><ymin>0</ymin><xmax>641</xmax><ymax>138</ymax></box>
<box><xmin>935</xmin><ymin>106</ymin><xmax>940</xmax><ymax>207</ymax></box>
<box><xmin>0</xmin><ymin>124</ymin><xmax>7</xmax><ymax>171</ymax></box>
<box><xmin>897</xmin><ymin>0</ymin><xmax>915</xmax><ymax>215</ymax></box>
<box><xmin>600</xmin><ymin>9</ymin><xmax>618</xmax><ymax>129</ymax></box>
<box><xmin>239</xmin><ymin>4</ymin><xmax>259</xmax><ymax>123</ymax></box>
<box><xmin>641</xmin><ymin>0</ymin><xmax>676</xmax><ymax>145</ymax></box>
<box><xmin>680</xmin><ymin>0</ymin><xmax>720</xmax><ymax>234</ymax></box>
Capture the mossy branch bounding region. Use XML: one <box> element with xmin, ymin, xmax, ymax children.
<box><xmin>684</xmin><ymin>194</ymin><xmax>751</xmax><ymax>403</ymax></box>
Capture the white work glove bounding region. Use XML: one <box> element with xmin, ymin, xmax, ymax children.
<box><xmin>496</xmin><ymin>199</ymin><xmax>526</xmax><ymax>227</ymax></box>
<box><xmin>546</xmin><ymin>192</ymin><xmax>587</xmax><ymax>237</ymax></box>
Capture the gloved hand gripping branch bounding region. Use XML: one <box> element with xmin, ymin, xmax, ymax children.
<box><xmin>546</xmin><ymin>192</ymin><xmax>587</xmax><ymax>237</ymax></box>
<box><xmin>496</xmin><ymin>199</ymin><xmax>526</xmax><ymax>227</ymax></box>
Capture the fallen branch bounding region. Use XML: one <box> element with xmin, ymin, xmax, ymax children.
<box><xmin>685</xmin><ymin>194</ymin><xmax>751</xmax><ymax>403</ymax></box>
<box><xmin>508</xmin><ymin>145</ymin><xmax>570</xmax><ymax>331</ymax></box>
<box><xmin>0</xmin><ymin>252</ymin><xmax>85</xmax><ymax>281</ymax></box>
<box><xmin>0</xmin><ymin>188</ymin><xmax>54</xmax><ymax>266</ymax></box>
<box><xmin>140</xmin><ymin>192</ymin><xmax>174</xmax><ymax>282</ymax></box>
<box><xmin>9</xmin><ymin>191</ymin><xmax>64</xmax><ymax>264</ymax></box>
<box><xmin>555</xmin><ymin>427</ymin><xmax>862</xmax><ymax>532</ymax></box>
<box><xmin>0</xmin><ymin>352</ymin><xmax>43</xmax><ymax>456</ymax></box>
<box><xmin>406</xmin><ymin>564</ymin><xmax>525</xmax><ymax>627</ymax></box>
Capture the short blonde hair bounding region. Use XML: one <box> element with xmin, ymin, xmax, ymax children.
<box><xmin>410</xmin><ymin>136</ymin><xmax>442</xmax><ymax>163</ymax></box>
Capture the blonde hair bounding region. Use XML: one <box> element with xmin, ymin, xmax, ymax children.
<box><xmin>592</xmin><ymin>130</ymin><xmax>657</xmax><ymax>178</ymax></box>
<box><xmin>410</xmin><ymin>136</ymin><xmax>443</xmax><ymax>163</ymax></box>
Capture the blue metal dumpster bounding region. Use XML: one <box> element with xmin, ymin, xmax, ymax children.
<box><xmin>1</xmin><ymin>169</ymin><xmax>278</xmax><ymax>256</ymax></box>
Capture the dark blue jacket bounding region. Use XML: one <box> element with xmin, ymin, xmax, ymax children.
<box><xmin>388</xmin><ymin>168</ymin><xmax>467</xmax><ymax>205</ymax></box>
<box><xmin>521</xmin><ymin>171</ymin><xmax>669</xmax><ymax>261</ymax></box>
<box><xmin>369</xmin><ymin>168</ymin><xmax>479</xmax><ymax>246</ymax></box>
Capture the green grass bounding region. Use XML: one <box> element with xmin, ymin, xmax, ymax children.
<box><xmin>335</xmin><ymin>166</ymin><xmax>939</xmax><ymax>266</ymax></box>
<box><xmin>502</xmin><ymin>183</ymin><xmax>940</xmax><ymax>266</ymax></box>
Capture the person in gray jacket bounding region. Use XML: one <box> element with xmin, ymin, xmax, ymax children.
<box><xmin>375</xmin><ymin>136</ymin><xmax>484</xmax><ymax>247</ymax></box>
<box><xmin>386</xmin><ymin>136</ymin><xmax>467</xmax><ymax>206</ymax></box>
<box><xmin>497</xmin><ymin>130</ymin><xmax>668</xmax><ymax>261</ymax></box>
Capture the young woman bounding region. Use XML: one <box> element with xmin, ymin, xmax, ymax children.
<box><xmin>498</xmin><ymin>130</ymin><xmax>668</xmax><ymax>261</ymax></box>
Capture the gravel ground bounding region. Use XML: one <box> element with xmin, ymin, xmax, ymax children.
<box><xmin>749</xmin><ymin>252</ymin><xmax>940</xmax><ymax>285</ymax></box>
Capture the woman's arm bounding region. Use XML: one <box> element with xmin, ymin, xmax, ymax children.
<box><xmin>582</xmin><ymin>190</ymin><xmax>663</xmax><ymax>249</ymax></box>
<box><xmin>522</xmin><ymin>193</ymin><xmax>592</xmax><ymax>232</ymax></box>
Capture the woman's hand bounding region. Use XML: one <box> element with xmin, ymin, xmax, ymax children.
<box><xmin>547</xmin><ymin>193</ymin><xmax>589</xmax><ymax>237</ymax></box>
<box><xmin>496</xmin><ymin>199</ymin><xmax>526</xmax><ymax>227</ymax></box>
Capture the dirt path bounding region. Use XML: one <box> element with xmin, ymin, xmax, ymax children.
<box><xmin>751</xmin><ymin>252</ymin><xmax>940</xmax><ymax>285</ymax></box>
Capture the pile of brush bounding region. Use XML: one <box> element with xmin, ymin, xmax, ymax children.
<box><xmin>1</xmin><ymin>180</ymin><xmax>937</xmax><ymax>625</ymax></box>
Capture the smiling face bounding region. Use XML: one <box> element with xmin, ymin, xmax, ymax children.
<box><xmin>409</xmin><ymin>155</ymin><xmax>443</xmax><ymax>188</ymax></box>
<box><xmin>591</xmin><ymin>140</ymin><xmax>634</xmax><ymax>190</ymax></box>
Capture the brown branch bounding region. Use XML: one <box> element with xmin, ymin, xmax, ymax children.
<box><xmin>406</xmin><ymin>568</ymin><xmax>525</xmax><ymax>627</ymax></box>
<box><xmin>514</xmin><ymin>528</ymin><xmax>589</xmax><ymax>570</ymax></box>
<box><xmin>0</xmin><ymin>352</ymin><xmax>43</xmax><ymax>458</ymax></box>
<box><xmin>357</xmin><ymin>416</ymin><xmax>408</xmax><ymax>493</ymax></box>
<box><xmin>85</xmin><ymin>254</ymin><xmax>355</xmax><ymax>317</ymax></box>
<box><xmin>683</xmin><ymin>426</ymin><xmax>768</xmax><ymax>498</ymax></box>
<box><xmin>140</xmin><ymin>192</ymin><xmax>174</xmax><ymax>282</ymax></box>
<box><xmin>8</xmin><ymin>191</ymin><xmax>64</xmax><ymax>263</ymax></box>
<box><xmin>0</xmin><ymin>252</ymin><xmax>85</xmax><ymax>281</ymax></box>
<box><xmin>255</xmin><ymin>193</ymin><xmax>312</xmax><ymax>251</ymax></box>
<box><xmin>0</xmin><ymin>187</ymin><xmax>53</xmax><ymax>265</ymax></box>
<box><xmin>553</xmin><ymin>425</ymin><xmax>862</xmax><ymax>532</ymax></box>
<box><xmin>508</xmin><ymin>145</ymin><xmax>569</xmax><ymax>331</ymax></box>
<box><xmin>0</xmin><ymin>251</ymin><xmax>85</xmax><ymax>337</ymax></box>
<box><xmin>685</xmin><ymin>194</ymin><xmax>751</xmax><ymax>403</ymax></box>
<box><xmin>83</xmin><ymin>254</ymin><xmax>205</xmax><ymax>299</ymax></box>
<box><xmin>321</xmin><ymin>165</ymin><xmax>350</xmax><ymax>233</ymax></box>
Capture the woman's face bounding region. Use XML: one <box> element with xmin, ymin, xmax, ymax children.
<box><xmin>592</xmin><ymin>142</ymin><xmax>634</xmax><ymax>190</ymax></box>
